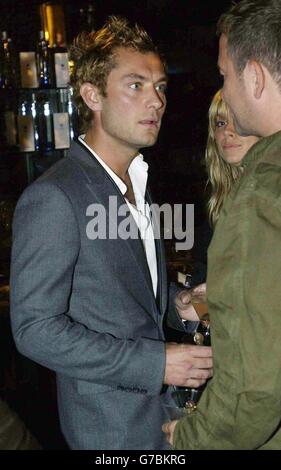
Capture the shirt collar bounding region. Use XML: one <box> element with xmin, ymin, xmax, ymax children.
<box><xmin>78</xmin><ymin>135</ymin><xmax>148</xmax><ymax>200</ymax></box>
<box><xmin>128</xmin><ymin>153</ymin><xmax>149</xmax><ymax>205</ymax></box>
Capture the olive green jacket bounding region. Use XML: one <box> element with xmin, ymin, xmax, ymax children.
<box><xmin>174</xmin><ymin>131</ymin><xmax>281</xmax><ymax>450</ymax></box>
<box><xmin>0</xmin><ymin>398</ymin><xmax>41</xmax><ymax>450</ymax></box>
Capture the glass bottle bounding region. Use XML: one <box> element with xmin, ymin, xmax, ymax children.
<box><xmin>67</xmin><ymin>88</ymin><xmax>75</xmax><ymax>141</ymax></box>
<box><xmin>4</xmin><ymin>98</ymin><xmax>17</xmax><ymax>148</ymax></box>
<box><xmin>17</xmin><ymin>93</ymin><xmax>36</xmax><ymax>152</ymax></box>
<box><xmin>0</xmin><ymin>31</ymin><xmax>16</xmax><ymax>88</ymax></box>
<box><xmin>31</xmin><ymin>93</ymin><xmax>40</xmax><ymax>151</ymax></box>
<box><xmin>36</xmin><ymin>30</ymin><xmax>52</xmax><ymax>88</ymax></box>
<box><xmin>51</xmin><ymin>34</ymin><xmax>70</xmax><ymax>88</ymax></box>
<box><xmin>53</xmin><ymin>89</ymin><xmax>71</xmax><ymax>149</ymax></box>
<box><xmin>37</xmin><ymin>91</ymin><xmax>54</xmax><ymax>151</ymax></box>
<box><xmin>172</xmin><ymin>321</ymin><xmax>211</xmax><ymax>412</ymax></box>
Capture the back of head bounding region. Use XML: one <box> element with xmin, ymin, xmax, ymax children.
<box><xmin>217</xmin><ymin>0</ymin><xmax>281</xmax><ymax>89</ymax></box>
<box><xmin>70</xmin><ymin>16</ymin><xmax>164</xmax><ymax>132</ymax></box>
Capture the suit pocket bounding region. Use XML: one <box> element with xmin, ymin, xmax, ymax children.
<box><xmin>77</xmin><ymin>379</ymin><xmax>115</xmax><ymax>395</ymax></box>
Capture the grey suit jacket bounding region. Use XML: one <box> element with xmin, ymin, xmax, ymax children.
<box><xmin>10</xmin><ymin>140</ymin><xmax>173</xmax><ymax>450</ymax></box>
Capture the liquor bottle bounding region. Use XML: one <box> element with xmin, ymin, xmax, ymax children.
<box><xmin>53</xmin><ymin>89</ymin><xmax>70</xmax><ymax>149</ymax></box>
<box><xmin>17</xmin><ymin>94</ymin><xmax>36</xmax><ymax>152</ymax></box>
<box><xmin>36</xmin><ymin>31</ymin><xmax>51</xmax><ymax>88</ymax></box>
<box><xmin>37</xmin><ymin>92</ymin><xmax>54</xmax><ymax>151</ymax></box>
<box><xmin>4</xmin><ymin>99</ymin><xmax>17</xmax><ymax>147</ymax></box>
<box><xmin>0</xmin><ymin>31</ymin><xmax>16</xmax><ymax>88</ymax></box>
<box><xmin>31</xmin><ymin>93</ymin><xmax>40</xmax><ymax>151</ymax></box>
<box><xmin>0</xmin><ymin>34</ymin><xmax>4</xmax><ymax>88</ymax></box>
<box><xmin>172</xmin><ymin>309</ymin><xmax>211</xmax><ymax>412</ymax></box>
<box><xmin>67</xmin><ymin>88</ymin><xmax>76</xmax><ymax>141</ymax></box>
<box><xmin>51</xmin><ymin>39</ymin><xmax>70</xmax><ymax>88</ymax></box>
<box><xmin>86</xmin><ymin>4</ymin><xmax>96</xmax><ymax>31</ymax></box>
<box><xmin>79</xmin><ymin>3</ymin><xmax>96</xmax><ymax>32</ymax></box>
<box><xmin>20</xmin><ymin>51</ymin><xmax>38</xmax><ymax>88</ymax></box>
<box><xmin>58</xmin><ymin>87</ymin><xmax>76</xmax><ymax>140</ymax></box>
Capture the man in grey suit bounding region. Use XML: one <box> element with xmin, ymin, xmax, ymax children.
<box><xmin>10</xmin><ymin>16</ymin><xmax>212</xmax><ymax>450</ymax></box>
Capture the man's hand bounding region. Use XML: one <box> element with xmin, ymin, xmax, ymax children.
<box><xmin>162</xmin><ymin>420</ymin><xmax>178</xmax><ymax>447</ymax></box>
<box><xmin>164</xmin><ymin>342</ymin><xmax>213</xmax><ymax>387</ymax></box>
<box><xmin>175</xmin><ymin>283</ymin><xmax>207</xmax><ymax>321</ymax></box>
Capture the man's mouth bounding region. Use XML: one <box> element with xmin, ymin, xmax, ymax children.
<box><xmin>139</xmin><ymin>119</ymin><xmax>159</xmax><ymax>128</ymax></box>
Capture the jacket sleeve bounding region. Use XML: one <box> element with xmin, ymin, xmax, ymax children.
<box><xmin>10</xmin><ymin>181</ymin><xmax>165</xmax><ymax>396</ymax></box>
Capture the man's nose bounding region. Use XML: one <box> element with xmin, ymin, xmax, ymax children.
<box><xmin>146</xmin><ymin>87</ymin><xmax>166</xmax><ymax>110</ymax></box>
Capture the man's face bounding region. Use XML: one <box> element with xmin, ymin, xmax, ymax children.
<box><xmin>218</xmin><ymin>34</ymin><xmax>254</xmax><ymax>137</ymax></box>
<box><xmin>98</xmin><ymin>47</ymin><xmax>167</xmax><ymax>153</ymax></box>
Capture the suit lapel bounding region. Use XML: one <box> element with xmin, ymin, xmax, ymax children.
<box><xmin>88</xmin><ymin>178</ymin><xmax>155</xmax><ymax>295</ymax></box>
<box><xmin>69</xmin><ymin>142</ymin><xmax>155</xmax><ymax>300</ymax></box>
<box><xmin>146</xmin><ymin>190</ymin><xmax>167</xmax><ymax>315</ymax></box>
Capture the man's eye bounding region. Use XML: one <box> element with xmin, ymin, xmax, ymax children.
<box><xmin>216</xmin><ymin>120</ymin><xmax>227</xmax><ymax>128</ymax></box>
<box><xmin>129</xmin><ymin>83</ymin><xmax>141</xmax><ymax>90</ymax></box>
<box><xmin>156</xmin><ymin>83</ymin><xmax>167</xmax><ymax>93</ymax></box>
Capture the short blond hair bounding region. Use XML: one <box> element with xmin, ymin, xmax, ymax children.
<box><xmin>70</xmin><ymin>16</ymin><xmax>166</xmax><ymax>132</ymax></box>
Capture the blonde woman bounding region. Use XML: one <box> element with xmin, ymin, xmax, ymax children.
<box><xmin>176</xmin><ymin>90</ymin><xmax>260</xmax><ymax>315</ymax></box>
<box><xmin>189</xmin><ymin>90</ymin><xmax>259</xmax><ymax>286</ymax></box>
<box><xmin>206</xmin><ymin>89</ymin><xmax>259</xmax><ymax>225</ymax></box>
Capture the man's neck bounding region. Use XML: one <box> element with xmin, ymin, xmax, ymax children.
<box><xmin>84</xmin><ymin>130</ymin><xmax>138</xmax><ymax>179</ymax></box>
<box><xmin>260</xmin><ymin>86</ymin><xmax>281</xmax><ymax>137</ymax></box>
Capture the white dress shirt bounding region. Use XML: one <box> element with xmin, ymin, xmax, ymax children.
<box><xmin>78</xmin><ymin>135</ymin><xmax>158</xmax><ymax>297</ymax></box>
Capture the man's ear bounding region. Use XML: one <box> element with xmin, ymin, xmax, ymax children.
<box><xmin>80</xmin><ymin>83</ymin><xmax>103</xmax><ymax>112</ymax></box>
<box><xmin>246</xmin><ymin>60</ymin><xmax>265</xmax><ymax>99</ymax></box>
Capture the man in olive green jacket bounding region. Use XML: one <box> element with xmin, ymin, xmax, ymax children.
<box><xmin>163</xmin><ymin>0</ymin><xmax>281</xmax><ymax>449</ymax></box>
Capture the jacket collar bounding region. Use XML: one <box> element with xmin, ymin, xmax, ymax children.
<box><xmin>241</xmin><ymin>130</ymin><xmax>281</xmax><ymax>170</ymax></box>
<box><xmin>67</xmin><ymin>139</ymin><xmax>106</xmax><ymax>185</ymax></box>
<box><xmin>67</xmin><ymin>140</ymin><xmax>166</xmax><ymax>316</ymax></box>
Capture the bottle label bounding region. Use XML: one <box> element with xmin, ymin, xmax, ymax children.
<box><xmin>20</xmin><ymin>52</ymin><xmax>39</xmax><ymax>88</ymax></box>
<box><xmin>53</xmin><ymin>112</ymin><xmax>70</xmax><ymax>149</ymax></box>
<box><xmin>4</xmin><ymin>111</ymin><xmax>17</xmax><ymax>146</ymax></box>
<box><xmin>17</xmin><ymin>115</ymin><xmax>35</xmax><ymax>151</ymax></box>
<box><xmin>54</xmin><ymin>52</ymin><xmax>70</xmax><ymax>88</ymax></box>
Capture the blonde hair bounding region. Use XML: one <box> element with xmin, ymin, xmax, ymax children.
<box><xmin>205</xmin><ymin>90</ymin><xmax>243</xmax><ymax>226</ymax></box>
<box><xmin>70</xmin><ymin>15</ymin><xmax>165</xmax><ymax>132</ymax></box>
